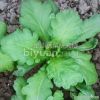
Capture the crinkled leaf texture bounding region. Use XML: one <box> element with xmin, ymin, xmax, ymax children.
<box><xmin>47</xmin><ymin>90</ymin><xmax>64</xmax><ymax>100</ymax></box>
<box><xmin>0</xmin><ymin>51</ymin><xmax>14</xmax><ymax>72</ymax></box>
<box><xmin>22</xmin><ymin>67</ymin><xmax>53</xmax><ymax>100</ymax></box>
<box><xmin>68</xmin><ymin>51</ymin><xmax>98</xmax><ymax>85</ymax></box>
<box><xmin>11</xmin><ymin>77</ymin><xmax>26</xmax><ymax>100</ymax></box>
<box><xmin>51</xmin><ymin>9</ymin><xmax>100</xmax><ymax>46</ymax></box>
<box><xmin>0</xmin><ymin>21</ymin><xmax>7</xmax><ymax>40</ymax></box>
<box><xmin>1</xmin><ymin>28</ymin><xmax>43</xmax><ymax>65</ymax></box>
<box><xmin>51</xmin><ymin>9</ymin><xmax>83</xmax><ymax>46</ymax></box>
<box><xmin>20</xmin><ymin>0</ymin><xmax>58</xmax><ymax>41</ymax></box>
<box><xmin>46</xmin><ymin>51</ymin><xmax>98</xmax><ymax>89</ymax></box>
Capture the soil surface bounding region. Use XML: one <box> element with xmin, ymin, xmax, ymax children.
<box><xmin>0</xmin><ymin>0</ymin><xmax>100</xmax><ymax>100</ymax></box>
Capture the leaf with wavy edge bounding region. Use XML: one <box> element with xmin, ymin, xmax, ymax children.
<box><xmin>47</xmin><ymin>51</ymin><xmax>98</xmax><ymax>89</ymax></box>
<box><xmin>51</xmin><ymin>9</ymin><xmax>83</xmax><ymax>46</ymax></box>
<box><xmin>1</xmin><ymin>28</ymin><xmax>43</xmax><ymax>65</ymax></box>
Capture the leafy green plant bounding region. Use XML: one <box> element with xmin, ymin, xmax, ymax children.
<box><xmin>0</xmin><ymin>0</ymin><xmax>100</xmax><ymax>100</ymax></box>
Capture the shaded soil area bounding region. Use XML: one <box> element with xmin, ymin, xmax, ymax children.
<box><xmin>0</xmin><ymin>72</ymin><xmax>15</xmax><ymax>100</ymax></box>
<box><xmin>0</xmin><ymin>0</ymin><xmax>100</xmax><ymax>100</ymax></box>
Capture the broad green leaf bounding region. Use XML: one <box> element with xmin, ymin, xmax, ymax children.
<box><xmin>68</xmin><ymin>51</ymin><xmax>98</xmax><ymax>85</ymax></box>
<box><xmin>0</xmin><ymin>51</ymin><xmax>14</xmax><ymax>72</ymax></box>
<box><xmin>11</xmin><ymin>77</ymin><xmax>26</xmax><ymax>100</ymax></box>
<box><xmin>72</xmin><ymin>38</ymin><xmax>98</xmax><ymax>51</ymax></box>
<box><xmin>13</xmin><ymin>64</ymin><xmax>34</xmax><ymax>76</ymax></box>
<box><xmin>47</xmin><ymin>90</ymin><xmax>64</xmax><ymax>100</ymax></box>
<box><xmin>20</xmin><ymin>0</ymin><xmax>58</xmax><ymax>41</ymax></box>
<box><xmin>22</xmin><ymin>67</ymin><xmax>53</xmax><ymax>100</ymax></box>
<box><xmin>0</xmin><ymin>21</ymin><xmax>7</xmax><ymax>40</ymax></box>
<box><xmin>51</xmin><ymin>9</ymin><xmax>83</xmax><ymax>46</ymax></box>
<box><xmin>1</xmin><ymin>28</ymin><xmax>43</xmax><ymax>65</ymax></box>
<box><xmin>47</xmin><ymin>57</ymin><xmax>83</xmax><ymax>89</ymax></box>
<box><xmin>46</xmin><ymin>51</ymin><xmax>98</xmax><ymax>89</ymax></box>
<box><xmin>76</xmin><ymin>14</ymin><xmax>100</xmax><ymax>43</ymax></box>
